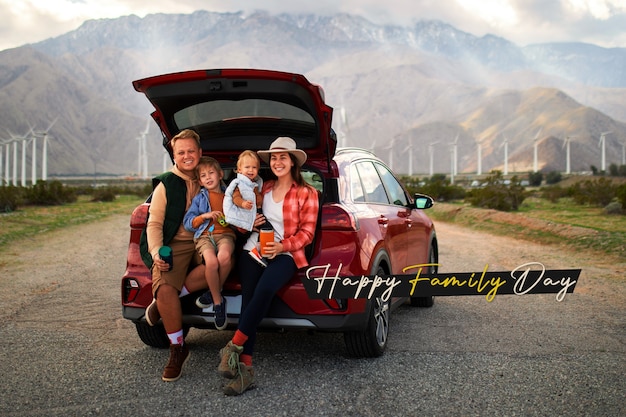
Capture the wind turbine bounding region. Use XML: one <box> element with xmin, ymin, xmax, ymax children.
<box><xmin>5</xmin><ymin>131</ymin><xmax>23</xmax><ymax>186</ymax></box>
<box><xmin>35</xmin><ymin>118</ymin><xmax>57</xmax><ymax>182</ymax></box>
<box><xmin>0</xmin><ymin>138</ymin><xmax>6</xmax><ymax>184</ymax></box>
<box><xmin>533</xmin><ymin>128</ymin><xmax>542</xmax><ymax>173</ymax></box>
<box><xmin>449</xmin><ymin>144</ymin><xmax>455</xmax><ymax>184</ymax></box>
<box><xmin>137</xmin><ymin>120</ymin><xmax>150</xmax><ymax>179</ymax></box>
<box><xmin>428</xmin><ymin>142</ymin><xmax>438</xmax><ymax>177</ymax></box>
<box><xmin>3</xmin><ymin>137</ymin><xmax>10</xmax><ymax>185</ymax></box>
<box><xmin>20</xmin><ymin>134</ymin><xmax>29</xmax><ymax>186</ymax></box>
<box><xmin>163</xmin><ymin>151</ymin><xmax>171</xmax><ymax>173</ymax></box>
<box><xmin>599</xmin><ymin>131</ymin><xmax>611</xmax><ymax>172</ymax></box>
<box><xmin>499</xmin><ymin>135</ymin><xmax>509</xmax><ymax>175</ymax></box>
<box><xmin>29</xmin><ymin>129</ymin><xmax>37</xmax><ymax>185</ymax></box>
<box><xmin>406</xmin><ymin>139</ymin><xmax>414</xmax><ymax>176</ymax></box>
<box><xmin>563</xmin><ymin>136</ymin><xmax>575</xmax><ymax>175</ymax></box>
<box><xmin>476</xmin><ymin>139</ymin><xmax>482</xmax><ymax>175</ymax></box>
<box><xmin>450</xmin><ymin>133</ymin><xmax>459</xmax><ymax>177</ymax></box>
<box><xmin>385</xmin><ymin>137</ymin><xmax>396</xmax><ymax>170</ymax></box>
<box><xmin>337</xmin><ymin>106</ymin><xmax>350</xmax><ymax>148</ymax></box>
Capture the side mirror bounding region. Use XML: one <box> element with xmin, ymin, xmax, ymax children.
<box><xmin>413</xmin><ymin>193</ymin><xmax>434</xmax><ymax>209</ymax></box>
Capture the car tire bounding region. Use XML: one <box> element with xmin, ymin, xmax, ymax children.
<box><xmin>135</xmin><ymin>322</ymin><xmax>191</xmax><ymax>348</ymax></box>
<box><xmin>135</xmin><ymin>321</ymin><xmax>169</xmax><ymax>348</ymax></box>
<box><xmin>410</xmin><ymin>244</ymin><xmax>437</xmax><ymax>308</ymax></box>
<box><xmin>344</xmin><ymin>266</ymin><xmax>390</xmax><ymax>358</ymax></box>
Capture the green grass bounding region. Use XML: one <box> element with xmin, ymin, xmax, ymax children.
<box><xmin>0</xmin><ymin>195</ymin><xmax>144</xmax><ymax>248</ymax></box>
<box><xmin>429</xmin><ymin>197</ymin><xmax>626</xmax><ymax>261</ymax></box>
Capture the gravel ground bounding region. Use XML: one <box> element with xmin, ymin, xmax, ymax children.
<box><xmin>0</xmin><ymin>213</ymin><xmax>624</xmax><ymax>416</ymax></box>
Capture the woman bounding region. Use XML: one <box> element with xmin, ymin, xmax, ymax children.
<box><xmin>218</xmin><ymin>136</ymin><xmax>319</xmax><ymax>395</ymax></box>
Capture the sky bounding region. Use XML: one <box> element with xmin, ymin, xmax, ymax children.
<box><xmin>0</xmin><ymin>0</ymin><xmax>625</xmax><ymax>52</ymax></box>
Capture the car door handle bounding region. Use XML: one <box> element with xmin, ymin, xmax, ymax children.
<box><xmin>378</xmin><ymin>216</ymin><xmax>389</xmax><ymax>225</ymax></box>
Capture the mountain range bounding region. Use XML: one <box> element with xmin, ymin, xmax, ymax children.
<box><xmin>0</xmin><ymin>10</ymin><xmax>625</xmax><ymax>178</ymax></box>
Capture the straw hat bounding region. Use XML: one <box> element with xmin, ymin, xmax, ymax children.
<box><xmin>257</xmin><ymin>137</ymin><xmax>307</xmax><ymax>166</ymax></box>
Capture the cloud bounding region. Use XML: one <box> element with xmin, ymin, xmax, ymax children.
<box><xmin>0</xmin><ymin>0</ymin><xmax>625</xmax><ymax>51</ymax></box>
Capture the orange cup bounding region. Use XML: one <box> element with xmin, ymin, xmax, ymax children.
<box><xmin>259</xmin><ymin>229</ymin><xmax>274</xmax><ymax>257</ymax></box>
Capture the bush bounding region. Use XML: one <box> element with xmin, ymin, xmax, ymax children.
<box><xmin>24</xmin><ymin>181</ymin><xmax>77</xmax><ymax>205</ymax></box>
<box><xmin>91</xmin><ymin>187</ymin><xmax>117</xmax><ymax>202</ymax></box>
<box><xmin>466</xmin><ymin>171</ymin><xmax>526</xmax><ymax>211</ymax></box>
<box><xmin>404</xmin><ymin>174</ymin><xmax>466</xmax><ymax>202</ymax></box>
<box><xmin>603</xmin><ymin>201</ymin><xmax>623</xmax><ymax>215</ymax></box>
<box><xmin>617</xmin><ymin>184</ymin><xmax>626</xmax><ymax>210</ymax></box>
<box><xmin>545</xmin><ymin>171</ymin><xmax>562</xmax><ymax>185</ymax></box>
<box><xmin>568</xmin><ymin>177</ymin><xmax>616</xmax><ymax>207</ymax></box>
<box><xmin>541</xmin><ymin>186</ymin><xmax>569</xmax><ymax>203</ymax></box>
<box><xmin>528</xmin><ymin>171</ymin><xmax>543</xmax><ymax>186</ymax></box>
<box><xmin>0</xmin><ymin>185</ymin><xmax>22</xmax><ymax>212</ymax></box>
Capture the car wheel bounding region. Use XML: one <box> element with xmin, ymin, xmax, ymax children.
<box><xmin>135</xmin><ymin>322</ymin><xmax>191</xmax><ymax>348</ymax></box>
<box><xmin>410</xmin><ymin>244</ymin><xmax>437</xmax><ymax>307</ymax></box>
<box><xmin>344</xmin><ymin>267</ymin><xmax>390</xmax><ymax>358</ymax></box>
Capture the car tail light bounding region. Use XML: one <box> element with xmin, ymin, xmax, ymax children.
<box><xmin>123</xmin><ymin>278</ymin><xmax>140</xmax><ymax>303</ymax></box>
<box><xmin>321</xmin><ymin>204</ymin><xmax>358</xmax><ymax>231</ymax></box>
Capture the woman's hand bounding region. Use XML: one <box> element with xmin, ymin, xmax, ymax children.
<box><xmin>264</xmin><ymin>241</ymin><xmax>284</xmax><ymax>259</ymax></box>
<box><xmin>251</xmin><ymin>213</ymin><xmax>266</xmax><ymax>231</ymax></box>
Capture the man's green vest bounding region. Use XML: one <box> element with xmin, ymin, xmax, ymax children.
<box><xmin>139</xmin><ymin>172</ymin><xmax>187</xmax><ymax>269</ymax></box>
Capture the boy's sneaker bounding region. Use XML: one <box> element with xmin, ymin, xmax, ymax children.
<box><xmin>161</xmin><ymin>343</ymin><xmax>190</xmax><ymax>382</ymax></box>
<box><xmin>218</xmin><ymin>341</ymin><xmax>243</xmax><ymax>378</ymax></box>
<box><xmin>195</xmin><ymin>291</ymin><xmax>214</xmax><ymax>309</ymax></box>
<box><xmin>214</xmin><ymin>297</ymin><xmax>228</xmax><ymax>330</ymax></box>
<box><xmin>223</xmin><ymin>363</ymin><xmax>255</xmax><ymax>396</ymax></box>
<box><xmin>145</xmin><ymin>298</ymin><xmax>160</xmax><ymax>326</ymax></box>
<box><xmin>248</xmin><ymin>247</ymin><xmax>268</xmax><ymax>267</ymax></box>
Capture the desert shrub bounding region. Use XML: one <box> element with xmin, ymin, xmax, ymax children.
<box><xmin>466</xmin><ymin>171</ymin><xmax>526</xmax><ymax>211</ymax></box>
<box><xmin>617</xmin><ymin>184</ymin><xmax>626</xmax><ymax>209</ymax></box>
<box><xmin>0</xmin><ymin>185</ymin><xmax>22</xmax><ymax>212</ymax></box>
<box><xmin>528</xmin><ymin>171</ymin><xmax>543</xmax><ymax>186</ymax></box>
<box><xmin>91</xmin><ymin>187</ymin><xmax>117</xmax><ymax>202</ymax></box>
<box><xmin>545</xmin><ymin>171</ymin><xmax>562</xmax><ymax>185</ymax></box>
<box><xmin>568</xmin><ymin>177</ymin><xmax>616</xmax><ymax>207</ymax></box>
<box><xmin>24</xmin><ymin>181</ymin><xmax>77</xmax><ymax>205</ymax></box>
<box><xmin>541</xmin><ymin>186</ymin><xmax>569</xmax><ymax>203</ymax></box>
<box><xmin>405</xmin><ymin>174</ymin><xmax>466</xmax><ymax>201</ymax></box>
<box><xmin>603</xmin><ymin>201</ymin><xmax>623</xmax><ymax>215</ymax></box>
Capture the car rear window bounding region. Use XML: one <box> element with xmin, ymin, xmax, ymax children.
<box><xmin>174</xmin><ymin>99</ymin><xmax>314</xmax><ymax>129</ymax></box>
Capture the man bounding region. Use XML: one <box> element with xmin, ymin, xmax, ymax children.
<box><xmin>141</xmin><ymin>129</ymin><xmax>207</xmax><ymax>381</ymax></box>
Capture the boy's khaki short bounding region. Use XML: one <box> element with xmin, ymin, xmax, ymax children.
<box><xmin>194</xmin><ymin>233</ymin><xmax>236</xmax><ymax>257</ymax></box>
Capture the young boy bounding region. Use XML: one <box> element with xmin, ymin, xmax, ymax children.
<box><xmin>223</xmin><ymin>150</ymin><xmax>273</xmax><ymax>267</ymax></box>
<box><xmin>183</xmin><ymin>156</ymin><xmax>235</xmax><ymax>330</ymax></box>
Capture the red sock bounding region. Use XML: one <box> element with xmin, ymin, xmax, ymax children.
<box><xmin>240</xmin><ymin>354</ymin><xmax>253</xmax><ymax>367</ymax></box>
<box><xmin>232</xmin><ymin>329</ymin><xmax>248</xmax><ymax>347</ymax></box>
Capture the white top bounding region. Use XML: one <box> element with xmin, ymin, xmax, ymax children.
<box><xmin>243</xmin><ymin>190</ymin><xmax>288</xmax><ymax>257</ymax></box>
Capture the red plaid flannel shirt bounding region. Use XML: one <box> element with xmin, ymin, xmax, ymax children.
<box><xmin>261</xmin><ymin>180</ymin><xmax>319</xmax><ymax>268</ymax></box>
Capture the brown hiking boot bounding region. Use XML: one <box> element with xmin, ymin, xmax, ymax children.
<box><xmin>145</xmin><ymin>298</ymin><xmax>160</xmax><ymax>326</ymax></box>
<box><xmin>217</xmin><ymin>341</ymin><xmax>243</xmax><ymax>378</ymax></box>
<box><xmin>223</xmin><ymin>363</ymin><xmax>255</xmax><ymax>396</ymax></box>
<box><xmin>162</xmin><ymin>344</ymin><xmax>190</xmax><ymax>382</ymax></box>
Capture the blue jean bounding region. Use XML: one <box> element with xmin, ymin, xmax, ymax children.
<box><xmin>237</xmin><ymin>253</ymin><xmax>297</xmax><ymax>356</ymax></box>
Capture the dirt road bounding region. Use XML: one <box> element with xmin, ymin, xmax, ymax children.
<box><xmin>0</xmin><ymin>213</ymin><xmax>624</xmax><ymax>416</ymax></box>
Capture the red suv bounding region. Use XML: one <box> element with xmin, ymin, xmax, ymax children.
<box><xmin>121</xmin><ymin>69</ymin><xmax>438</xmax><ymax>357</ymax></box>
